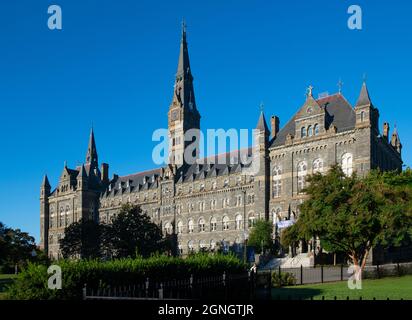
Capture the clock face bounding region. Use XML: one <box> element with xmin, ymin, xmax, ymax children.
<box><xmin>171</xmin><ymin>110</ymin><xmax>179</xmax><ymax>121</ymax></box>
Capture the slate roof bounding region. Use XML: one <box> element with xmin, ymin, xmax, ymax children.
<box><xmin>270</xmin><ymin>93</ymin><xmax>356</xmax><ymax>148</ymax></box>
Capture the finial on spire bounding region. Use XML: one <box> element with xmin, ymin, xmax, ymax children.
<box><xmin>363</xmin><ymin>73</ymin><xmax>367</xmax><ymax>83</ymax></box>
<box><xmin>338</xmin><ymin>78</ymin><xmax>344</xmax><ymax>94</ymax></box>
<box><xmin>259</xmin><ymin>102</ymin><xmax>264</xmax><ymax>113</ymax></box>
<box><xmin>307</xmin><ymin>85</ymin><xmax>314</xmax><ymax>98</ymax></box>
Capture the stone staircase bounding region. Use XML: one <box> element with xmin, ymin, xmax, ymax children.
<box><xmin>261</xmin><ymin>253</ymin><xmax>313</xmax><ymax>270</ymax></box>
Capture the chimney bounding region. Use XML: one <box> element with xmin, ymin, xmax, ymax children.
<box><xmin>271</xmin><ymin>116</ymin><xmax>280</xmax><ymax>140</ymax></box>
<box><xmin>383</xmin><ymin>123</ymin><xmax>389</xmax><ymax>142</ymax></box>
<box><xmin>101</xmin><ymin>163</ymin><xmax>109</xmax><ymax>182</ymax></box>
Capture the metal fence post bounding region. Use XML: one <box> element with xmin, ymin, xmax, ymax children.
<box><xmin>321</xmin><ymin>265</ymin><xmax>324</xmax><ymax>283</ymax></box>
<box><xmin>158</xmin><ymin>283</ymin><xmax>164</xmax><ymax>299</ymax></box>
<box><xmin>83</xmin><ymin>283</ymin><xmax>87</xmax><ymax>300</ymax></box>
<box><xmin>340</xmin><ymin>264</ymin><xmax>343</xmax><ymax>281</ymax></box>
<box><xmin>376</xmin><ymin>264</ymin><xmax>380</xmax><ymax>279</ymax></box>
<box><xmin>300</xmin><ymin>265</ymin><xmax>303</xmax><ymax>285</ymax></box>
<box><xmin>146</xmin><ymin>277</ymin><xmax>149</xmax><ymax>297</ymax></box>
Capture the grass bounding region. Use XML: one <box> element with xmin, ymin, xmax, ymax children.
<box><xmin>271</xmin><ymin>275</ymin><xmax>412</xmax><ymax>300</ymax></box>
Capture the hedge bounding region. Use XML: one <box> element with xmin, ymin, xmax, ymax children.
<box><xmin>5</xmin><ymin>253</ymin><xmax>246</xmax><ymax>300</ymax></box>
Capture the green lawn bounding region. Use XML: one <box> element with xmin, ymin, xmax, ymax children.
<box><xmin>271</xmin><ymin>275</ymin><xmax>412</xmax><ymax>300</ymax></box>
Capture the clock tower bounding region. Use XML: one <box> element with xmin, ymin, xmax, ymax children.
<box><xmin>168</xmin><ymin>21</ymin><xmax>201</xmax><ymax>166</ymax></box>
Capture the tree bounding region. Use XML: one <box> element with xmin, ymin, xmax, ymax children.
<box><xmin>104</xmin><ymin>204</ymin><xmax>166</xmax><ymax>258</ymax></box>
<box><xmin>0</xmin><ymin>222</ymin><xmax>40</xmax><ymax>272</ymax></box>
<box><xmin>59</xmin><ymin>219</ymin><xmax>101</xmax><ymax>259</ymax></box>
<box><xmin>285</xmin><ymin>165</ymin><xmax>412</xmax><ymax>271</ymax></box>
<box><xmin>248</xmin><ymin>220</ymin><xmax>273</xmax><ymax>254</ymax></box>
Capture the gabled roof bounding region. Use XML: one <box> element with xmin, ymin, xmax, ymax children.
<box><xmin>270</xmin><ymin>93</ymin><xmax>356</xmax><ymax>148</ymax></box>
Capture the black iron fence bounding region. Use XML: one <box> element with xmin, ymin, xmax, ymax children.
<box><xmin>257</xmin><ymin>261</ymin><xmax>412</xmax><ymax>287</ymax></box>
<box><xmin>83</xmin><ymin>272</ymin><xmax>254</xmax><ymax>300</ymax></box>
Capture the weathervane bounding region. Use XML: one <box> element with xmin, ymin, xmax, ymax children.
<box><xmin>259</xmin><ymin>102</ymin><xmax>264</xmax><ymax>112</ymax></box>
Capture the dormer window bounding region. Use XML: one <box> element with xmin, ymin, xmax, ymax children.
<box><xmin>307</xmin><ymin>106</ymin><xmax>313</xmax><ymax>113</ymax></box>
<box><xmin>301</xmin><ymin>127</ymin><xmax>306</xmax><ymax>138</ymax></box>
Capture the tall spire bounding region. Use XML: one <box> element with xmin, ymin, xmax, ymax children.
<box><xmin>171</xmin><ymin>20</ymin><xmax>198</xmax><ymax>113</ymax></box>
<box><xmin>85</xmin><ymin>127</ymin><xmax>98</xmax><ymax>168</ymax></box>
<box><xmin>356</xmin><ymin>81</ymin><xmax>372</xmax><ymax>107</ymax></box>
<box><xmin>177</xmin><ymin>19</ymin><xmax>190</xmax><ymax>79</ymax></box>
<box><xmin>41</xmin><ymin>174</ymin><xmax>51</xmax><ymax>188</ymax></box>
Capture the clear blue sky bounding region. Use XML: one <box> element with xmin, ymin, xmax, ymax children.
<box><xmin>0</xmin><ymin>0</ymin><xmax>411</xmax><ymax>243</ymax></box>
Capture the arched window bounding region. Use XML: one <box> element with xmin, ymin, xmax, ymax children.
<box><xmin>188</xmin><ymin>219</ymin><xmax>194</xmax><ymax>233</ymax></box>
<box><xmin>65</xmin><ymin>205</ymin><xmax>70</xmax><ymax>225</ymax></box>
<box><xmin>59</xmin><ymin>207</ymin><xmax>65</xmax><ymax>227</ymax></box>
<box><xmin>314</xmin><ymin>124</ymin><xmax>319</xmax><ymax>135</ymax></box>
<box><xmin>188</xmin><ymin>240</ymin><xmax>194</xmax><ymax>252</ymax></box>
<box><xmin>222</xmin><ymin>216</ymin><xmax>230</xmax><ymax>231</ymax></box>
<box><xmin>235</xmin><ymin>214</ymin><xmax>243</xmax><ymax>230</ymax></box>
<box><xmin>177</xmin><ymin>221</ymin><xmax>184</xmax><ymax>234</ymax></box>
<box><xmin>297</xmin><ymin>161</ymin><xmax>307</xmax><ymax>193</ymax></box>
<box><xmin>341</xmin><ymin>153</ymin><xmax>353</xmax><ymax>176</ymax></box>
<box><xmin>198</xmin><ymin>218</ymin><xmax>205</xmax><ymax>232</ymax></box>
<box><xmin>301</xmin><ymin>127</ymin><xmax>306</xmax><ymax>138</ymax></box>
<box><xmin>248</xmin><ymin>212</ymin><xmax>256</xmax><ymax>228</ymax></box>
<box><xmin>313</xmin><ymin>158</ymin><xmax>324</xmax><ymax>173</ymax></box>
<box><xmin>164</xmin><ymin>222</ymin><xmax>173</xmax><ymax>235</ymax></box>
<box><xmin>273</xmin><ymin>207</ymin><xmax>281</xmax><ymax>224</ymax></box>
<box><xmin>272</xmin><ymin>165</ymin><xmax>282</xmax><ymax>198</ymax></box>
<box><xmin>199</xmin><ymin>240</ymin><xmax>207</xmax><ymax>250</ymax></box>
<box><xmin>210</xmin><ymin>239</ymin><xmax>216</xmax><ymax>251</ymax></box>
<box><xmin>210</xmin><ymin>217</ymin><xmax>217</xmax><ymax>232</ymax></box>
<box><xmin>307</xmin><ymin>125</ymin><xmax>313</xmax><ymax>137</ymax></box>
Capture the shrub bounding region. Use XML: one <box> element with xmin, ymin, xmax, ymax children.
<box><xmin>271</xmin><ymin>271</ymin><xmax>296</xmax><ymax>287</ymax></box>
<box><xmin>6</xmin><ymin>253</ymin><xmax>246</xmax><ymax>300</ymax></box>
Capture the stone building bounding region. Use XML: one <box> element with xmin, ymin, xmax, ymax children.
<box><xmin>40</xmin><ymin>25</ymin><xmax>403</xmax><ymax>259</ymax></box>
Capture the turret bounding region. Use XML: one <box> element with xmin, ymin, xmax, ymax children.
<box><xmin>40</xmin><ymin>175</ymin><xmax>51</xmax><ymax>253</ymax></box>
<box><xmin>355</xmin><ymin>81</ymin><xmax>379</xmax><ymax>134</ymax></box>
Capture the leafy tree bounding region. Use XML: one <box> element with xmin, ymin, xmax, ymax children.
<box><xmin>103</xmin><ymin>204</ymin><xmax>166</xmax><ymax>258</ymax></box>
<box><xmin>248</xmin><ymin>220</ymin><xmax>273</xmax><ymax>254</ymax></box>
<box><xmin>59</xmin><ymin>219</ymin><xmax>101</xmax><ymax>259</ymax></box>
<box><xmin>284</xmin><ymin>165</ymin><xmax>412</xmax><ymax>271</ymax></box>
<box><xmin>0</xmin><ymin>222</ymin><xmax>39</xmax><ymax>272</ymax></box>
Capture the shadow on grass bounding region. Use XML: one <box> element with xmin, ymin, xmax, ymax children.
<box><xmin>270</xmin><ymin>287</ymin><xmax>323</xmax><ymax>300</ymax></box>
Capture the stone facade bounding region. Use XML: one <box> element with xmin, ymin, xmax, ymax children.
<box><xmin>40</xmin><ymin>26</ymin><xmax>403</xmax><ymax>260</ymax></box>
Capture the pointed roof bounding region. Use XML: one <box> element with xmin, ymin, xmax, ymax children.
<box><xmin>170</xmin><ymin>21</ymin><xmax>199</xmax><ymax>115</ymax></box>
<box><xmin>77</xmin><ymin>164</ymin><xmax>87</xmax><ymax>179</ymax></box>
<box><xmin>391</xmin><ymin>126</ymin><xmax>401</xmax><ymax>145</ymax></box>
<box><xmin>41</xmin><ymin>174</ymin><xmax>51</xmax><ymax>188</ymax></box>
<box><xmin>176</xmin><ymin>20</ymin><xmax>191</xmax><ymax>78</ymax></box>
<box><xmin>256</xmin><ymin>111</ymin><xmax>270</xmax><ymax>132</ymax></box>
<box><xmin>85</xmin><ymin>128</ymin><xmax>98</xmax><ymax>167</ymax></box>
<box><xmin>356</xmin><ymin>82</ymin><xmax>372</xmax><ymax>107</ymax></box>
